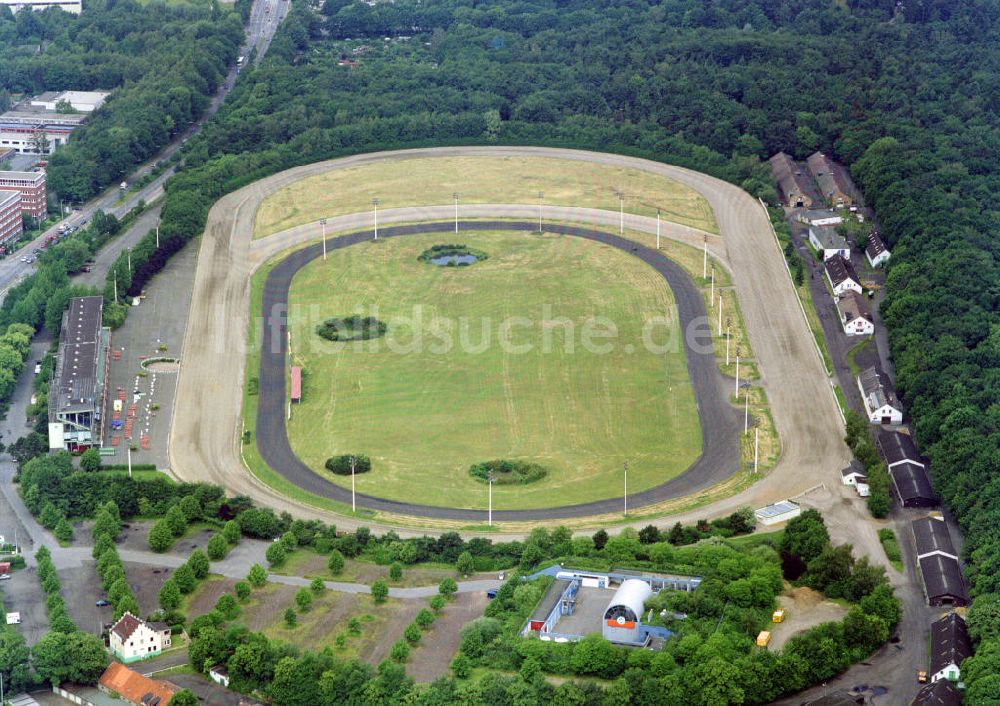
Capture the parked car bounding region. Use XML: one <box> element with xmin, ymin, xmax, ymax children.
<box><xmin>486</xmin><ymin>589</ymin><xmax>497</xmax><ymax>599</ymax></box>
<box><xmin>0</xmin><ymin>574</ymin><xmax>10</xmax><ymax>581</ymax></box>
<box><xmin>95</xmin><ymin>599</ymin><xmax>110</xmax><ymax>607</ymax></box>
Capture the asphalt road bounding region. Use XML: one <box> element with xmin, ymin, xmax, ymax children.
<box><xmin>172</xmin><ymin>146</ymin><xmax>853</xmax><ymax>532</ymax></box>
<box><xmin>253</xmin><ymin>220</ymin><xmax>740</xmax><ymax>519</ymax></box>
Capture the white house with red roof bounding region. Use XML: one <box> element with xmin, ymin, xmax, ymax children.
<box><xmin>109</xmin><ymin>612</ymin><xmax>172</xmax><ymax>663</ymax></box>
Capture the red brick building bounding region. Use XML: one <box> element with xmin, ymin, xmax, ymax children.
<box><xmin>0</xmin><ymin>170</ymin><xmax>46</xmax><ymax>219</ymax></box>
<box><xmin>0</xmin><ymin>189</ymin><xmax>23</xmax><ymax>251</ymax></box>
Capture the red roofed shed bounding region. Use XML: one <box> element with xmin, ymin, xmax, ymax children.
<box><xmin>290</xmin><ymin>366</ymin><xmax>302</xmax><ymax>403</ymax></box>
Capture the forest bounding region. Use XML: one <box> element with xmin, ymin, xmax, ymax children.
<box><xmin>0</xmin><ymin>0</ymin><xmax>243</xmax><ymax>200</ymax></box>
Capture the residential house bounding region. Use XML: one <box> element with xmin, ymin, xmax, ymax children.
<box><xmin>911</xmin><ymin>679</ymin><xmax>962</xmax><ymax>706</ymax></box>
<box><xmin>807</xmin><ymin>152</ymin><xmax>854</xmax><ymax>208</ymax></box>
<box><xmin>809</xmin><ymin>226</ymin><xmax>850</xmax><ymax>260</ymax></box>
<box><xmin>98</xmin><ymin>661</ymin><xmax>178</xmax><ymax>706</ymax></box>
<box><xmin>836</xmin><ymin>291</ymin><xmax>874</xmax><ymax>336</ymax></box>
<box><xmin>857</xmin><ymin>366</ymin><xmax>903</xmax><ymax>425</ymax></box>
<box><xmin>795</xmin><ymin>209</ymin><xmax>843</xmax><ymax>227</ymax></box>
<box><xmin>209</xmin><ymin>665</ymin><xmax>230</xmax><ymax>687</ymax></box>
<box><xmin>840</xmin><ymin>460</ymin><xmax>869</xmax><ymax>496</ymax></box>
<box><xmin>108</xmin><ymin>612</ymin><xmax>172</xmax><ymax>663</ymax></box>
<box><xmin>865</xmin><ymin>231</ymin><xmax>891</xmax><ymax>267</ymax></box>
<box><xmin>824</xmin><ymin>255</ymin><xmax>863</xmax><ymax>296</ymax></box>
<box><xmin>929</xmin><ymin>613</ymin><xmax>972</xmax><ymax>686</ymax></box>
<box><xmin>768</xmin><ymin>152</ymin><xmax>814</xmax><ymax>208</ymax></box>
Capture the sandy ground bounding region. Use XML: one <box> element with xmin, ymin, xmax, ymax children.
<box><xmin>169</xmin><ymin>146</ymin><xmax>852</xmax><ymax>534</ymax></box>
<box><xmin>767</xmin><ymin>586</ymin><xmax>848</xmax><ymax>652</ymax></box>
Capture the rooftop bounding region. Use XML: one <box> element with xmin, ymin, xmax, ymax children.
<box><xmin>768</xmin><ymin>152</ymin><xmax>814</xmax><ymax>204</ymax></box>
<box><xmin>0</xmin><ymin>170</ymin><xmax>45</xmax><ymax>183</ymax></box>
<box><xmin>52</xmin><ymin>296</ymin><xmax>105</xmax><ymax>415</ymax></box>
<box><xmin>912</xmin><ymin>517</ymin><xmax>957</xmax><ymax>558</ymax></box>
<box><xmin>807</xmin><ymin>152</ymin><xmax>852</xmax><ymax>200</ymax></box>
<box><xmin>99</xmin><ymin>662</ymin><xmax>177</xmax><ymax>706</ymax></box>
<box><xmin>889</xmin><ymin>461</ymin><xmax>936</xmax><ymax>504</ymax></box>
<box><xmin>825</xmin><ymin>254</ymin><xmax>860</xmax><ymax>287</ymax></box>
<box><xmin>877</xmin><ymin>428</ymin><xmax>923</xmax><ymax>467</ymax></box>
<box><xmin>836</xmin><ymin>290</ymin><xmax>871</xmax><ymax>323</ymax></box>
<box><xmin>111</xmin><ymin>612</ymin><xmax>142</xmax><ymax>641</ymax></box>
<box><xmin>911</xmin><ymin>679</ymin><xmax>962</xmax><ymax>706</ymax></box>
<box><xmin>841</xmin><ymin>459</ymin><xmax>866</xmax><ymax>478</ymax></box>
<box><xmin>929</xmin><ymin>613</ymin><xmax>972</xmax><ymax>676</ymax></box>
<box><xmin>529</xmin><ymin>579</ymin><xmax>571</xmax><ymax>622</ymax></box>
<box><xmin>918</xmin><ymin>554</ymin><xmax>969</xmax><ymax>605</ymax></box>
<box><xmin>858</xmin><ymin>366</ymin><xmax>900</xmax><ymax>411</ymax></box>
<box><xmin>865</xmin><ymin>231</ymin><xmax>889</xmax><ymax>259</ymax></box>
<box><xmin>800</xmin><ymin>209</ymin><xmax>842</xmax><ymax>223</ymax></box>
<box><xmin>755</xmin><ymin>500</ymin><xmax>799</xmax><ymax>519</ymax></box>
<box><xmin>810</xmin><ymin>225</ymin><xmax>848</xmax><ymax>251</ymax></box>
<box><xmin>0</xmin><ymin>190</ymin><xmax>19</xmax><ymax>209</ymax></box>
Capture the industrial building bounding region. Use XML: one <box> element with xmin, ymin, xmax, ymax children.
<box><xmin>522</xmin><ymin>568</ymin><xmax>700</xmax><ymax>648</ymax></box>
<box><xmin>0</xmin><ymin>91</ymin><xmax>108</xmax><ymax>155</ymax></box>
<box><xmin>807</xmin><ymin>151</ymin><xmax>854</xmax><ymax>208</ymax></box>
<box><xmin>877</xmin><ymin>428</ymin><xmax>936</xmax><ymax>506</ymax></box>
<box><xmin>0</xmin><ymin>190</ymin><xmax>23</xmax><ymax>251</ymax></box>
<box><xmin>47</xmin><ymin>296</ymin><xmax>111</xmax><ymax>451</ymax></box>
<box><xmin>911</xmin><ymin>680</ymin><xmax>962</xmax><ymax>706</ymax></box>
<box><xmin>0</xmin><ymin>0</ymin><xmax>82</xmax><ymax>12</ymax></box>
<box><xmin>0</xmin><ymin>170</ymin><xmax>47</xmax><ymax>219</ymax></box>
<box><xmin>768</xmin><ymin>152</ymin><xmax>814</xmax><ymax>208</ymax></box>
<box><xmin>912</xmin><ymin>516</ymin><xmax>969</xmax><ymax>607</ymax></box>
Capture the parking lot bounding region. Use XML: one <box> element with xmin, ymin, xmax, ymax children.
<box><xmin>98</xmin><ymin>239</ymin><xmax>198</xmax><ymax>469</ymax></box>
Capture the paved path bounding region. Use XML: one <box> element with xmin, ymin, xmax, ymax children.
<box><xmin>171</xmin><ymin>146</ymin><xmax>852</xmax><ymax>531</ymax></box>
<box><xmin>253</xmin><ymin>219</ymin><xmax>739</xmax><ymax>520</ymax></box>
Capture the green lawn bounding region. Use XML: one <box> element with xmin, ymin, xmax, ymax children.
<box><xmin>253</xmin><ymin>155</ymin><xmax>718</xmax><ymax>238</ymax></box>
<box><xmin>284</xmin><ymin>231</ymin><xmax>701</xmax><ymax>509</ymax></box>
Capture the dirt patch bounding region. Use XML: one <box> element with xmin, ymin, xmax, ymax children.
<box><xmin>408</xmin><ymin>591</ymin><xmax>487</xmax><ymax>682</ymax></box>
<box><xmin>767</xmin><ymin>586</ymin><xmax>849</xmax><ymax>651</ymax></box>
<box><xmin>58</xmin><ymin>560</ymin><xmax>109</xmax><ymax>635</ymax></box>
<box><xmin>185</xmin><ymin>577</ymin><xmax>298</xmax><ymax>631</ymax></box>
<box><xmin>125</xmin><ymin>562</ymin><xmax>173</xmax><ymax>616</ymax></box>
<box><xmin>116</xmin><ymin>521</ymin><xmax>217</xmax><ymax>558</ymax></box>
<box><xmin>275</xmin><ymin>552</ymin><xmax>486</xmax><ymax>588</ymax></box>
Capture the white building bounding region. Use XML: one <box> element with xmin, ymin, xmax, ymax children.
<box><xmin>602</xmin><ymin>580</ymin><xmax>653</xmax><ymax>644</ymax></box>
<box><xmin>836</xmin><ymin>291</ymin><xmax>875</xmax><ymax>336</ymax></box>
<box><xmin>796</xmin><ymin>209</ymin><xmax>843</xmax><ymax>227</ymax></box>
<box><xmin>841</xmin><ymin>460</ymin><xmax>867</xmax><ymax>488</ymax></box>
<box><xmin>808</xmin><ymin>225</ymin><xmax>850</xmax><ymax>261</ymax></box>
<box><xmin>108</xmin><ymin>612</ymin><xmax>172</xmax><ymax>663</ymax></box>
<box><xmin>865</xmin><ymin>231</ymin><xmax>891</xmax><ymax>267</ymax></box>
<box><xmin>824</xmin><ymin>255</ymin><xmax>863</xmax><ymax>296</ymax></box>
<box><xmin>929</xmin><ymin>613</ymin><xmax>972</xmax><ymax>686</ymax></box>
<box><xmin>858</xmin><ymin>366</ymin><xmax>903</xmax><ymax>425</ymax></box>
<box><xmin>0</xmin><ymin>0</ymin><xmax>81</xmax><ymax>12</ymax></box>
<box><xmin>30</xmin><ymin>91</ymin><xmax>108</xmax><ymax>113</ymax></box>
<box><xmin>754</xmin><ymin>500</ymin><xmax>801</xmax><ymax>527</ymax></box>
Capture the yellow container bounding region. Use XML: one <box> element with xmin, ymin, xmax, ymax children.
<box><xmin>772</xmin><ymin>609</ymin><xmax>785</xmax><ymax>623</ymax></box>
<box><xmin>756</xmin><ymin>631</ymin><xmax>771</xmax><ymax>647</ymax></box>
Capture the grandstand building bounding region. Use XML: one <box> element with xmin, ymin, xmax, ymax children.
<box><xmin>48</xmin><ymin>296</ymin><xmax>111</xmax><ymax>451</ymax></box>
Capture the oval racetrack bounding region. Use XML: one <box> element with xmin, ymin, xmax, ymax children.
<box><xmin>256</xmin><ymin>220</ymin><xmax>740</xmax><ymax>520</ymax></box>
<box><xmin>170</xmin><ymin>146</ymin><xmax>852</xmax><ymax>530</ymax></box>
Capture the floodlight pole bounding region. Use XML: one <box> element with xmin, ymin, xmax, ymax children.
<box><xmin>754</xmin><ymin>427</ymin><xmax>759</xmax><ymax>473</ymax></box>
<box><xmin>127</xmin><ymin>249</ymin><xmax>131</xmax><ymax>274</ymax></box>
<box><xmin>725</xmin><ymin>320</ymin><xmax>731</xmax><ymax>366</ymax></box>
<box><xmin>710</xmin><ymin>266</ymin><xmax>715</xmax><ymax>303</ymax></box>
<box><xmin>155</xmin><ymin>223</ymin><xmax>160</xmax><ymax>249</ymax></box>
<box><xmin>320</xmin><ymin>218</ymin><xmax>327</xmax><ymax>260</ymax></box>
<box><xmin>537</xmin><ymin>191</ymin><xmax>544</xmax><ymax>233</ymax></box>
<box><xmin>372</xmin><ymin>198</ymin><xmax>379</xmax><ymax>240</ymax></box>
<box><xmin>718</xmin><ymin>295</ymin><xmax>722</xmax><ymax>336</ymax></box>
<box><xmin>351</xmin><ymin>455</ymin><xmax>357</xmax><ymax>512</ymax></box>
<box><xmin>703</xmin><ymin>236</ymin><xmax>708</xmax><ymax>278</ymax></box>
<box><xmin>127</xmin><ymin>445</ymin><xmax>132</xmax><ymax>479</ymax></box>
<box><xmin>488</xmin><ymin>473</ymin><xmax>493</xmax><ymax>527</ymax></box>
<box><xmin>735</xmin><ymin>355</ymin><xmax>740</xmax><ymax>399</ymax></box>
<box><xmin>623</xmin><ymin>460</ymin><xmax>628</xmax><ymax>516</ymax></box>
<box><xmin>744</xmin><ymin>393</ymin><xmax>749</xmax><ymax>433</ymax></box>
<box><xmin>656</xmin><ymin>209</ymin><xmax>661</xmax><ymax>249</ymax></box>
<box><xmin>114</xmin><ymin>274</ymin><xmax>118</xmax><ymax>302</ymax></box>
<box><xmin>453</xmin><ymin>192</ymin><xmax>459</xmax><ymax>234</ymax></box>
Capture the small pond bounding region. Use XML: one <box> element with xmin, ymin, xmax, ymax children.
<box><xmin>430</xmin><ymin>253</ymin><xmax>479</xmax><ymax>266</ymax></box>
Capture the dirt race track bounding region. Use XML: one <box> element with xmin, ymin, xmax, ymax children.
<box><xmin>169</xmin><ymin>146</ymin><xmax>853</xmax><ymax>532</ymax></box>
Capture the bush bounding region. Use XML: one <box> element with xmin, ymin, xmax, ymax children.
<box><xmin>327</xmin><ymin>550</ymin><xmax>344</xmax><ymax>575</ymax></box>
<box><xmin>404</xmin><ymin>623</ymin><xmax>421</xmax><ymax>644</ymax></box>
<box><xmin>439</xmin><ymin>577</ymin><xmax>458</xmax><ymax>598</ymax></box>
<box><xmin>324</xmin><ymin>455</ymin><xmax>371</xmax><ymax>475</ymax></box>
<box><xmin>389</xmin><ymin>562</ymin><xmax>403</xmax><ymax>581</ymax></box>
<box><xmin>315</xmin><ymin>316</ymin><xmax>387</xmax><ymax>342</ymax></box>
<box><xmin>451</xmin><ymin>653</ymin><xmax>471</xmax><ymax>679</ymax></box>
<box><xmin>430</xmin><ymin>595</ymin><xmax>446</xmax><ymax>612</ymax></box>
<box><xmin>284</xmin><ymin>607</ymin><xmax>297</xmax><ymax>628</ymax></box>
<box><xmin>206</xmin><ymin>533</ymin><xmax>229</xmax><ymax>561</ymax></box>
<box><xmin>468</xmin><ymin>459</ymin><xmax>547</xmax><ymax>485</ymax></box>
<box><xmin>390</xmin><ymin>640</ymin><xmax>410</xmax><ymax>663</ymax></box>
<box><xmin>234</xmin><ymin>581</ymin><xmax>251</xmax><ymax>602</ymax></box>
<box><xmin>310</xmin><ymin>577</ymin><xmax>325</xmax><ymax>594</ymax></box>
<box><xmin>188</xmin><ymin>550</ymin><xmax>210</xmax><ymax>579</ymax></box>
<box><xmin>371</xmin><ymin>579</ymin><xmax>388</xmax><ymax>604</ymax></box>
<box><xmin>215</xmin><ymin>593</ymin><xmax>239</xmax><ymax>620</ymax></box>
<box><xmin>416</xmin><ymin>608</ymin><xmax>435</xmax><ymax>630</ymax></box>
<box><xmin>165</xmin><ymin>504</ymin><xmax>187</xmax><ymax>536</ymax></box>
<box><xmin>54</xmin><ymin>518</ymin><xmax>73</xmax><ymax>543</ymax></box>
<box><xmin>159</xmin><ymin>580</ymin><xmax>181</xmax><ymax>611</ymax></box>
<box><xmin>266</xmin><ymin>542</ymin><xmax>287</xmax><ymax>567</ymax></box>
<box><xmin>173</xmin><ymin>564</ymin><xmax>196</xmax><ymax>594</ymax></box>
<box><xmin>247</xmin><ymin>563</ymin><xmax>268</xmax><ymax>588</ymax></box>
<box><xmin>295</xmin><ymin>588</ymin><xmax>313</xmax><ymax>612</ymax></box>
<box><xmin>223</xmin><ymin>519</ymin><xmax>241</xmax><ymax>544</ymax></box>
<box><xmin>148</xmin><ymin>521</ymin><xmax>174</xmax><ymax>553</ymax></box>
<box><xmin>79</xmin><ymin>448</ymin><xmax>101</xmax><ymax>472</ymax></box>
<box><xmin>456</xmin><ymin>551</ymin><xmax>474</xmax><ymax>576</ymax></box>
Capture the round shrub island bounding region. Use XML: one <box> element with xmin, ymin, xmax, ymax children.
<box><xmin>325</xmin><ymin>455</ymin><xmax>372</xmax><ymax>475</ymax></box>
<box><xmin>469</xmin><ymin>460</ymin><xmax>548</xmax><ymax>485</ymax></box>
<box><xmin>417</xmin><ymin>244</ymin><xmax>488</xmax><ymax>267</ymax></box>
<box><xmin>316</xmin><ymin>316</ymin><xmax>387</xmax><ymax>342</ymax></box>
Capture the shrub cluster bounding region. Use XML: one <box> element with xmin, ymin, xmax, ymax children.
<box><xmin>417</xmin><ymin>244</ymin><xmax>488</xmax><ymax>266</ymax></box>
<box><xmin>159</xmin><ymin>548</ymin><xmax>212</xmax><ymax>613</ymax></box>
<box><xmin>92</xmin><ymin>502</ymin><xmax>140</xmax><ymax>621</ymax></box>
<box><xmin>35</xmin><ymin>546</ymin><xmax>77</xmax><ymax>634</ymax></box>
<box><xmin>324</xmin><ymin>455</ymin><xmax>372</xmax><ymax>476</ymax></box>
<box><xmin>315</xmin><ymin>316</ymin><xmax>387</xmax><ymax>342</ymax></box>
<box><xmin>469</xmin><ymin>460</ymin><xmax>547</xmax><ymax>485</ymax></box>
